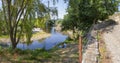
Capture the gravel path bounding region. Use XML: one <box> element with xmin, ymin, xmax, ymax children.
<box><xmin>82</xmin><ymin>27</ymin><xmax>99</xmax><ymax>63</ymax></box>
<box><xmin>103</xmin><ymin>24</ymin><xmax>120</xmax><ymax>63</ymax></box>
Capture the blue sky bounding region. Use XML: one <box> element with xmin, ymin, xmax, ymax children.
<box><xmin>0</xmin><ymin>1</ymin><xmax>1</xmax><ymax>8</ymax></box>
<box><xmin>0</xmin><ymin>0</ymin><xmax>120</xmax><ymax>19</ymax></box>
<box><xmin>54</xmin><ymin>0</ymin><xmax>68</xmax><ymax>19</ymax></box>
<box><xmin>0</xmin><ymin>0</ymin><xmax>68</xmax><ymax>19</ymax></box>
<box><xmin>42</xmin><ymin>0</ymin><xmax>68</xmax><ymax>19</ymax></box>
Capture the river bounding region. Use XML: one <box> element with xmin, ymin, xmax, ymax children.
<box><xmin>14</xmin><ymin>27</ymin><xmax>67</xmax><ymax>50</ymax></box>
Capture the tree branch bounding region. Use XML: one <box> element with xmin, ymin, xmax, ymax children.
<box><xmin>2</xmin><ymin>0</ymin><xmax>9</xmax><ymax>31</ymax></box>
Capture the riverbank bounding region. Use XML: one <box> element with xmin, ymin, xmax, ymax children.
<box><xmin>0</xmin><ymin>31</ymin><xmax>51</xmax><ymax>43</ymax></box>
<box><xmin>0</xmin><ymin>42</ymin><xmax>78</xmax><ymax>63</ymax></box>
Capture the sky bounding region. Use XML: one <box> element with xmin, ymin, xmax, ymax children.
<box><xmin>53</xmin><ymin>0</ymin><xmax>68</xmax><ymax>19</ymax></box>
<box><xmin>0</xmin><ymin>1</ymin><xmax>1</xmax><ymax>8</ymax></box>
<box><xmin>42</xmin><ymin>0</ymin><xmax>68</xmax><ymax>19</ymax></box>
<box><xmin>0</xmin><ymin>0</ymin><xmax>68</xmax><ymax>19</ymax></box>
<box><xmin>0</xmin><ymin>0</ymin><xmax>120</xmax><ymax>19</ymax></box>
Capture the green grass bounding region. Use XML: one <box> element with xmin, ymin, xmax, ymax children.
<box><xmin>32</xmin><ymin>31</ymin><xmax>50</xmax><ymax>37</ymax></box>
<box><xmin>0</xmin><ymin>34</ymin><xmax>9</xmax><ymax>38</ymax></box>
<box><xmin>0</xmin><ymin>31</ymin><xmax>50</xmax><ymax>39</ymax></box>
<box><xmin>0</xmin><ymin>41</ymin><xmax>78</xmax><ymax>63</ymax></box>
<box><xmin>82</xmin><ymin>37</ymin><xmax>88</xmax><ymax>46</ymax></box>
<box><xmin>0</xmin><ymin>47</ymin><xmax>53</xmax><ymax>62</ymax></box>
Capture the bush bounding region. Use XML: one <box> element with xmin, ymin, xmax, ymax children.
<box><xmin>42</xmin><ymin>52</ymin><xmax>52</xmax><ymax>58</ymax></box>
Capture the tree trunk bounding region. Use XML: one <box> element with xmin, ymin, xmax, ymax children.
<box><xmin>73</xmin><ymin>27</ymin><xmax>76</xmax><ymax>41</ymax></box>
<box><xmin>10</xmin><ymin>33</ymin><xmax>17</xmax><ymax>49</ymax></box>
<box><xmin>79</xmin><ymin>36</ymin><xmax>82</xmax><ymax>63</ymax></box>
<box><xmin>12</xmin><ymin>42</ymin><xmax>17</xmax><ymax>49</ymax></box>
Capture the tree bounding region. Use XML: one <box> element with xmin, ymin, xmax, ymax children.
<box><xmin>78</xmin><ymin>0</ymin><xmax>119</xmax><ymax>24</ymax></box>
<box><xmin>61</xmin><ymin>1</ymin><xmax>119</xmax><ymax>62</ymax></box>
<box><xmin>0</xmin><ymin>10</ymin><xmax>7</xmax><ymax>35</ymax></box>
<box><xmin>0</xmin><ymin>0</ymin><xmax>48</xmax><ymax>49</ymax></box>
<box><xmin>62</xmin><ymin>0</ymin><xmax>119</xmax><ymax>38</ymax></box>
<box><xmin>62</xmin><ymin>0</ymin><xmax>82</xmax><ymax>40</ymax></box>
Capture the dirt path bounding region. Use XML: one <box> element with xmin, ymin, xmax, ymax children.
<box><xmin>103</xmin><ymin>24</ymin><xmax>120</xmax><ymax>63</ymax></box>
<box><xmin>82</xmin><ymin>28</ymin><xmax>99</xmax><ymax>63</ymax></box>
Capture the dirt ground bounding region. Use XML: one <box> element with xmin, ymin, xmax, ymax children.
<box><xmin>99</xmin><ymin>33</ymin><xmax>112</xmax><ymax>63</ymax></box>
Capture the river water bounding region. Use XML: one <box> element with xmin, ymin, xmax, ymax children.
<box><xmin>15</xmin><ymin>27</ymin><xmax>67</xmax><ymax>50</ymax></box>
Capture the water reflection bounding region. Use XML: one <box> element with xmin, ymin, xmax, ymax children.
<box><xmin>17</xmin><ymin>27</ymin><xmax>67</xmax><ymax>50</ymax></box>
<box><xmin>0</xmin><ymin>42</ymin><xmax>8</xmax><ymax>47</ymax></box>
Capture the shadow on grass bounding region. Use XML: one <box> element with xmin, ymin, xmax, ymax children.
<box><xmin>0</xmin><ymin>44</ymin><xmax>79</xmax><ymax>63</ymax></box>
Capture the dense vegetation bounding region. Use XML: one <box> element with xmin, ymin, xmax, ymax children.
<box><xmin>0</xmin><ymin>0</ymin><xmax>58</xmax><ymax>49</ymax></box>
<box><xmin>62</xmin><ymin>0</ymin><xmax>119</xmax><ymax>40</ymax></box>
<box><xmin>0</xmin><ymin>0</ymin><xmax>120</xmax><ymax>62</ymax></box>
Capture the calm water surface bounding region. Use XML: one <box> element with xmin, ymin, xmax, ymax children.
<box><xmin>16</xmin><ymin>27</ymin><xmax>67</xmax><ymax>50</ymax></box>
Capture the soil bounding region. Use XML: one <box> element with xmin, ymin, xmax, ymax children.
<box><xmin>102</xmin><ymin>14</ymin><xmax>120</xmax><ymax>63</ymax></box>
<box><xmin>99</xmin><ymin>33</ymin><xmax>112</xmax><ymax>63</ymax></box>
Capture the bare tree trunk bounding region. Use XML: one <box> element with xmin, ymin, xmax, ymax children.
<box><xmin>6</xmin><ymin>0</ymin><xmax>17</xmax><ymax>49</ymax></box>
<box><xmin>12</xmin><ymin>42</ymin><xmax>17</xmax><ymax>49</ymax></box>
<box><xmin>79</xmin><ymin>36</ymin><xmax>82</xmax><ymax>63</ymax></box>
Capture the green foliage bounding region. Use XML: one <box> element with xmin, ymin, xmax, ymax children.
<box><xmin>23</xmin><ymin>20</ymin><xmax>34</xmax><ymax>43</ymax></box>
<box><xmin>20</xmin><ymin>48</ymin><xmax>52</xmax><ymax>59</ymax></box>
<box><xmin>0</xmin><ymin>11</ymin><xmax>8</xmax><ymax>35</ymax></box>
<box><xmin>0</xmin><ymin>0</ymin><xmax>59</xmax><ymax>49</ymax></box>
<box><xmin>64</xmin><ymin>37</ymin><xmax>74</xmax><ymax>43</ymax></box>
<box><xmin>56</xmin><ymin>19</ymin><xmax>62</xmax><ymax>24</ymax></box>
<box><xmin>82</xmin><ymin>37</ymin><xmax>88</xmax><ymax>46</ymax></box>
<box><xmin>34</xmin><ymin>18</ymin><xmax>46</xmax><ymax>29</ymax></box>
<box><xmin>47</xmin><ymin>20</ymin><xmax>55</xmax><ymax>27</ymax></box>
<box><xmin>0</xmin><ymin>46</ymin><xmax>3</xmax><ymax>54</ymax></box>
<box><xmin>62</xmin><ymin>0</ymin><xmax>119</xmax><ymax>41</ymax></box>
<box><xmin>78</xmin><ymin>0</ymin><xmax>119</xmax><ymax>22</ymax></box>
<box><xmin>0</xmin><ymin>47</ymin><xmax>52</xmax><ymax>62</ymax></box>
<box><xmin>0</xmin><ymin>0</ymin><xmax>49</xmax><ymax>49</ymax></box>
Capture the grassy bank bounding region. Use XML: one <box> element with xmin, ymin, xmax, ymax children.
<box><xmin>0</xmin><ymin>47</ymin><xmax>53</xmax><ymax>63</ymax></box>
<box><xmin>0</xmin><ymin>31</ymin><xmax>78</xmax><ymax>63</ymax></box>
<box><xmin>0</xmin><ymin>31</ymin><xmax>51</xmax><ymax>43</ymax></box>
<box><xmin>0</xmin><ymin>41</ymin><xmax>78</xmax><ymax>63</ymax></box>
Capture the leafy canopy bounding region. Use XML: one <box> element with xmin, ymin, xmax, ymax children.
<box><xmin>62</xmin><ymin>0</ymin><xmax>119</xmax><ymax>31</ymax></box>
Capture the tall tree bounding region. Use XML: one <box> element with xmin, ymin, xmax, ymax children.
<box><xmin>62</xmin><ymin>0</ymin><xmax>119</xmax><ymax>37</ymax></box>
<box><xmin>1</xmin><ymin>0</ymin><xmax>48</xmax><ymax>49</ymax></box>
<box><xmin>0</xmin><ymin>10</ymin><xmax>7</xmax><ymax>35</ymax></box>
<box><xmin>78</xmin><ymin>0</ymin><xmax>119</xmax><ymax>24</ymax></box>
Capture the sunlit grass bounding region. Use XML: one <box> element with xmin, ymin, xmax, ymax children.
<box><xmin>32</xmin><ymin>31</ymin><xmax>50</xmax><ymax>38</ymax></box>
<box><xmin>0</xmin><ymin>47</ymin><xmax>53</xmax><ymax>62</ymax></box>
<box><xmin>0</xmin><ymin>34</ymin><xmax>9</xmax><ymax>38</ymax></box>
<box><xmin>31</xmin><ymin>31</ymin><xmax>51</xmax><ymax>41</ymax></box>
<box><xmin>0</xmin><ymin>31</ymin><xmax>50</xmax><ymax>39</ymax></box>
<box><xmin>0</xmin><ymin>31</ymin><xmax>51</xmax><ymax>43</ymax></box>
<box><xmin>0</xmin><ymin>40</ymin><xmax>78</xmax><ymax>63</ymax></box>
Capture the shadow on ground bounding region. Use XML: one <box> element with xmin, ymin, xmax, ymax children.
<box><xmin>85</xmin><ymin>19</ymin><xmax>118</xmax><ymax>48</ymax></box>
<box><xmin>82</xmin><ymin>19</ymin><xmax>118</xmax><ymax>62</ymax></box>
<box><xmin>0</xmin><ymin>43</ymin><xmax>79</xmax><ymax>63</ymax></box>
<box><xmin>94</xmin><ymin>19</ymin><xmax>118</xmax><ymax>32</ymax></box>
<box><xmin>42</xmin><ymin>43</ymin><xmax>79</xmax><ymax>63</ymax></box>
